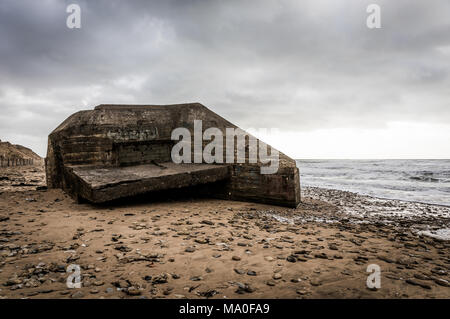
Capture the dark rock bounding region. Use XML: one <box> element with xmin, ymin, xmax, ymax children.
<box><xmin>406</xmin><ymin>279</ymin><xmax>431</xmax><ymax>289</ymax></box>
<box><xmin>114</xmin><ymin>245</ymin><xmax>131</xmax><ymax>252</ymax></box>
<box><xmin>197</xmin><ymin>289</ymin><xmax>219</xmax><ymax>298</ymax></box>
<box><xmin>26</xmin><ymin>291</ymin><xmax>39</xmax><ymax>297</ymax></box>
<box><xmin>413</xmin><ymin>273</ymin><xmax>430</xmax><ymax>281</ymax></box>
<box><xmin>310</xmin><ymin>278</ymin><xmax>322</xmax><ymax>286</ymax></box>
<box><xmin>235</xmin><ymin>283</ymin><xmax>255</xmax><ymax>294</ymax></box>
<box><xmin>71</xmin><ymin>291</ymin><xmax>84</xmax><ymax>299</ymax></box>
<box><xmin>434</xmin><ymin>278</ymin><xmax>450</xmax><ymax>287</ymax></box>
<box><xmin>190</xmin><ymin>276</ymin><xmax>203</xmax><ymax>281</ymax></box>
<box><xmin>112</xmin><ymin>280</ymin><xmax>130</xmax><ymax>289</ymax></box>
<box><xmin>378</xmin><ymin>255</ymin><xmax>395</xmax><ymax>263</ymax></box>
<box><xmin>152</xmin><ymin>274</ymin><xmax>168</xmax><ymax>284</ymax></box>
<box><xmin>286</xmin><ymin>255</ymin><xmax>297</xmax><ymax>263</ymax></box>
<box><xmin>328</xmin><ymin>243</ymin><xmax>339</xmax><ymax>250</ymax></box>
<box><xmin>185</xmin><ymin>246</ymin><xmax>196</xmax><ymax>253</ymax></box>
<box><xmin>234</xmin><ymin>269</ymin><xmax>245</xmax><ymax>275</ymax></box>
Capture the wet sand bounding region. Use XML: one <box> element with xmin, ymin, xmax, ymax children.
<box><xmin>0</xmin><ymin>165</ymin><xmax>449</xmax><ymax>299</ymax></box>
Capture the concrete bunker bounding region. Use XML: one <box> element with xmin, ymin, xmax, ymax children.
<box><xmin>46</xmin><ymin>103</ymin><xmax>300</xmax><ymax>207</ymax></box>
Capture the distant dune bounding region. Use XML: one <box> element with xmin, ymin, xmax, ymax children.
<box><xmin>0</xmin><ymin>139</ymin><xmax>42</xmax><ymax>167</ymax></box>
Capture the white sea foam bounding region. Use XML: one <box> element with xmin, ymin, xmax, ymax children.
<box><xmin>417</xmin><ymin>228</ymin><xmax>450</xmax><ymax>241</ymax></box>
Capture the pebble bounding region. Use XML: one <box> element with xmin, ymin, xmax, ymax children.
<box><xmin>126</xmin><ymin>287</ymin><xmax>142</xmax><ymax>296</ymax></box>
<box><xmin>314</xmin><ymin>253</ymin><xmax>328</xmax><ymax>259</ymax></box>
<box><xmin>26</xmin><ymin>291</ymin><xmax>39</xmax><ymax>297</ymax></box>
<box><xmin>71</xmin><ymin>291</ymin><xmax>84</xmax><ymax>299</ymax></box>
<box><xmin>434</xmin><ymin>278</ymin><xmax>449</xmax><ymax>287</ymax></box>
<box><xmin>310</xmin><ymin>279</ymin><xmax>322</xmax><ymax>286</ymax></box>
<box><xmin>163</xmin><ymin>287</ymin><xmax>173</xmax><ymax>295</ymax></box>
<box><xmin>413</xmin><ymin>273</ymin><xmax>429</xmax><ymax>281</ymax></box>
<box><xmin>152</xmin><ymin>273</ymin><xmax>168</xmax><ymax>284</ymax></box>
<box><xmin>286</xmin><ymin>255</ymin><xmax>297</xmax><ymax>263</ymax></box>
<box><xmin>405</xmin><ymin>279</ymin><xmax>431</xmax><ymax>289</ymax></box>
<box><xmin>378</xmin><ymin>255</ymin><xmax>395</xmax><ymax>263</ymax></box>
<box><xmin>328</xmin><ymin>244</ymin><xmax>339</xmax><ymax>250</ymax></box>
<box><xmin>185</xmin><ymin>247</ymin><xmax>196</xmax><ymax>253</ymax></box>
<box><xmin>190</xmin><ymin>276</ymin><xmax>203</xmax><ymax>281</ymax></box>
<box><xmin>235</xmin><ymin>283</ymin><xmax>254</xmax><ymax>294</ymax></box>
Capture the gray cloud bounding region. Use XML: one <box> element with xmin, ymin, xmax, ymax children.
<box><xmin>0</xmin><ymin>0</ymin><xmax>449</xmax><ymax>156</ymax></box>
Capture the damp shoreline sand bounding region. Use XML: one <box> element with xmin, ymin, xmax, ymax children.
<box><xmin>0</xmin><ymin>165</ymin><xmax>449</xmax><ymax>299</ymax></box>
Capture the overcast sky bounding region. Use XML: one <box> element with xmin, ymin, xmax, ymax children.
<box><xmin>0</xmin><ymin>0</ymin><xmax>449</xmax><ymax>158</ymax></box>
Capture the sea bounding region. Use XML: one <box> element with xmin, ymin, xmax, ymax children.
<box><xmin>296</xmin><ymin>159</ymin><xmax>450</xmax><ymax>207</ymax></box>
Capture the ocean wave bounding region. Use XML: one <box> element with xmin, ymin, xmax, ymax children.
<box><xmin>409</xmin><ymin>176</ymin><xmax>440</xmax><ymax>183</ymax></box>
<box><xmin>297</xmin><ymin>159</ymin><xmax>450</xmax><ymax>206</ymax></box>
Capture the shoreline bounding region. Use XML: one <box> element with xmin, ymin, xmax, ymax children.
<box><xmin>301</xmin><ymin>184</ymin><xmax>450</xmax><ymax>209</ymax></box>
<box><xmin>301</xmin><ymin>186</ymin><xmax>450</xmax><ymax>240</ymax></box>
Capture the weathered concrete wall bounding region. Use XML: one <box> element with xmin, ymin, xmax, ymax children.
<box><xmin>46</xmin><ymin>103</ymin><xmax>301</xmax><ymax>207</ymax></box>
<box><xmin>114</xmin><ymin>141</ymin><xmax>172</xmax><ymax>166</ymax></box>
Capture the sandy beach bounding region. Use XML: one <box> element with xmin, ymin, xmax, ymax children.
<box><xmin>0</xmin><ymin>164</ymin><xmax>449</xmax><ymax>299</ymax></box>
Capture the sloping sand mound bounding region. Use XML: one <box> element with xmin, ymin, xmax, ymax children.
<box><xmin>0</xmin><ymin>140</ymin><xmax>42</xmax><ymax>167</ymax></box>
